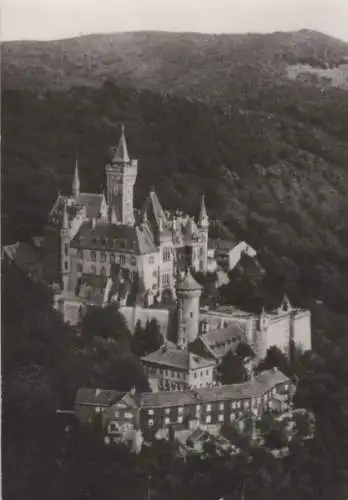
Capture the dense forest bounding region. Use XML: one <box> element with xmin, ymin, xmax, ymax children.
<box><xmin>2</xmin><ymin>28</ymin><xmax>348</xmax><ymax>499</ymax></box>
<box><xmin>3</xmin><ymin>80</ymin><xmax>348</xmax><ymax>311</ymax></box>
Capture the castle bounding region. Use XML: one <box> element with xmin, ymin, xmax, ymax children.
<box><xmin>44</xmin><ymin>125</ymin><xmax>209</xmax><ymax>302</ymax></box>
<box><xmin>41</xmin><ymin>126</ymin><xmax>311</xmax><ymax>392</ymax></box>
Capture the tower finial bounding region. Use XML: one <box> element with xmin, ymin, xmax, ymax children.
<box><xmin>72</xmin><ymin>154</ymin><xmax>80</xmax><ymax>198</ymax></box>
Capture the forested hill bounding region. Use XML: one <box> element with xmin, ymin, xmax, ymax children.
<box><xmin>3</xmin><ymin>81</ymin><xmax>348</xmax><ymax>311</ymax></box>
<box><xmin>3</xmin><ymin>29</ymin><xmax>348</xmax><ymax>98</ymax></box>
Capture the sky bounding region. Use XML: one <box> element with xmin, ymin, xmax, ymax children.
<box><xmin>1</xmin><ymin>0</ymin><xmax>348</xmax><ymax>42</ymax></box>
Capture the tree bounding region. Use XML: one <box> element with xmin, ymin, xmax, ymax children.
<box><xmin>131</xmin><ymin>318</ymin><xmax>163</xmax><ymax>357</ymax></box>
<box><xmin>81</xmin><ymin>303</ymin><xmax>131</xmax><ymax>343</ymax></box>
<box><xmin>217</xmin><ymin>350</ymin><xmax>248</xmax><ymax>385</ymax></box>
<box><xmin>255</xmin><ymin>346</ymin><xmax>293</xmax><ymax>378</ymax></box>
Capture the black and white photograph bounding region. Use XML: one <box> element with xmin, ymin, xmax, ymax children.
<box><xmin>2</xmin><ymin>1</ymin><xmax>348</xmax><ymax>499</ymax></box>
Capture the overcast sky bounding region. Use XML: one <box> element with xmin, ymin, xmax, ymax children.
<box><xmin>2</xmin><ymin>0</ymin><xmax>348</xmax><ymax>42</ymax></box>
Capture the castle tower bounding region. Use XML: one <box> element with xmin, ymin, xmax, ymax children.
<box><xmin>176</xmin><ymin>269</ymin><xmax>202</xmax><ymax>347</ymax></box>
<box><xmin>72</xmin><ymin>158</ymin><xmax>80</xmax><ymax>199</ymax></box>
<box><xmin>197</xmin><ymin>194</ymin><xmax>209</xmax><ymax>272</ymax></box>
<box><xmin>60</xmin><ymin>201</ymin><xmax>71</xmax><ymax>293</ymax></box>
<box><xmin>105</xmin><ymin>125</ymin><xmax>138</xmax><ymax>226</ymax></box>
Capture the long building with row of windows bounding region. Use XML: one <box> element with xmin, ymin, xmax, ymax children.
<box><xmin>74</xmin><ymin>368</ymin><xmax>292</xmax><ymax>448</ymax></box>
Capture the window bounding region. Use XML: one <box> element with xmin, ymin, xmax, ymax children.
<box><xmin>230</xmin><ymin>414</ymin><xmax>236</xmax><ymax>422</ymax></box>
<box><xmin>91</xmin><ymin>250</ymin><xmax>96</xmax><ymax>262</ymax></box>
<box><xmin>218</xmin><ymin>414</ymin><xmax>224</xmax><ymax>422</ymax></box>
<box><xmin>162</xmin><ymin>272</ymin><xmax>169</xmax><ymax>286</ymax></box>
<box><xmin>194</xmin><ymin>372</ymin><xmax>197</xmax><ymax>378</ymax></box>
<box><xmin>64</xmin><ymin>243</ymin><xmax>69</xmax><ymax>256</ymax></box>
<box><xmin>100</xmin><ymin>252</ymin><xmax>106</xmax><ymax>263</ymax></box>
<box><xmin>206</xmin><ymin>415</ymin><xmax>212</xmax><ymax>424</ymax></box>
<box><xmin>272</xmin><ymin>388</ymin><xmax>276</xmax><ymax>396</ymax></box>
<box><xmin>90</xmin><ymin>265</ymin><xmax>96</xmax><ymax>274</ymax></box>
<box><xmin>164</xmin><ymin>417</ymin><xmax>170</xmax><ymax>425</ymax></box>
<box><xmin>149</xmin><ymin>255</ymin><xmax>155</xmax><ymax>265</ymax></box>
<box><xmin>231</xmin><ymin>402</ymin><xmax>236</xmax><ymax>409</ymax></box>
<box><xmin>148</xmin><ymin>409</ymin><xmax>154</xmax><ymax>416</ymax></box>
<box><xmin>124</xmin><ymin>412</ymin><xmax>133</xmax><ymax>419</ymax></box>
<box><xmin>178</xmin><ymin>416</ymin><xmax>183</xmax><ymax>424</ymax></box>
<box><xmin>165</xmin><ymin>408</ymin><xmax>170</xmax><ymax>415</ymax></box>
<box><xmin>206</xmin><ymin>370</ymin><xmax>209</xmax><ymax>376</ymax></box>
<box><xmin>130</xmin><ymin>256</ymin><xmax>136</xmax><ymax>266</ymax></box>
<box><xmin>120</xmin><ymin>255</ymin><xmax>126</xmax><ymax>265</ymax></box>
<box><xmin>244</xmin><ymin>400</ymin><xmax>250</xmax><ymax>409</ymax></box>
<box><xmin>95</xmin><ymin>407</ymin><xmax>101</xmax><ymax>413</ymax></box>
<box><xmin>178</xmin><ymin>407</ymin><xmax>183</xmax><ymax>414</ymax></box>
<box><xmin>219</xmin><ymin>402</ymin><xmax>224</xmax><ymax>411</ymax></box>
<box><xmin>100</xmin><ymin>266</ymin><xmax>106</xmax><ymax>276</ymax></box>
<box><xmin>77</xmin><ymin>263</ymin><xmax>83</xmax><ymax>273</ymax></box>
<box><xmin>206</xmin><ymin>404</ymin><xmax>212</xmax><ymax>412</ymax></box>
<box><xmin>264</xmin><ymin>394</ymin><xmax>268</xmax><ymax>402</ymax></box>
<box><xmin>163</xmin><ymin>247</ymin><xmax>171</xmax><ymax>262</ymax></box>
<box><xmin>114</xmin><ymin>411</ymin><xmax>119</xmax><ymax>418</ymax></box>
<box><xmin>153</xmin><ymin>269</ymin><xmax>157</xmax><ymax>278</ymax></box>
<box><xmin>64</xmin><ymin>261</ymin><xmax>68</xmax><ymax>270</ymax></box>
<box><xmin>196</xmin><ymin>405</ymin><xmax>201</xmax><ymax>413</ymax></box>
<box><xmin>110</xmin><ymin>254</ymin><xmax>115</xmax><ymax>263</ymax></box>
<box><xmin>148</xmin><ymin>419</ymin><xmax>154</xmax><ymax>427</ymax></box>
<box><xmin>152</xmin><ymin>284</ymin><xmax>157</xmax><ymax>290</ymax></box>
<box><xmin>78</xmin><ymin>249</ymin><xmax>83</xmax><ymax>259</ymax></box>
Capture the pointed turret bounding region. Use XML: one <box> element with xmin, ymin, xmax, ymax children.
<box><xmin>106</xmin><ymin>124</ymin><xmax>137</xmax><ymax>225</ymax></box>
<box><xmin>280</xmin><ymin>294</ymin><xmax>292</xmax><ymax>312</ymax></box>
<box><xmin>111</xmin><ymin>124</ymin><xmax>130</xmax><ymax>164</ymax></box>
<box><xmin>198</xmin><ymin>194</ymin><xmax>209</xmax><ymax>228</ymax></box>
<box><xmin>72</xmin><ymin>157</ymin><xmax>80</xmax><ymax>198</ymax></box>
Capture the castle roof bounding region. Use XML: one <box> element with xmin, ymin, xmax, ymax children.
<box><xmin>75</xmin><ymin>193</ymin><xmax>104</xmax><ymax>219</ymax></box>
<box><xmin>198</xmin><ymin>322</ymin><xmax>246</xmax><ymax>360</ymax></box>
<box><xmin>110</xmin><ymin>124</ymin><xmax>130</xmax><ymax>163</ymax></box>
<box><xmin>71</xmin><ymin>220</ymin><xmax>157</xmax><ymax>254</ymax></box>
<box><xmin>75</xmin><ymin>388</ymin><xmax>123</xmax><ymax>408</ymax></box>
<box><xmin>208</xmin><ymin>238</ymin><xmax>237</xmax><ymax>251</ymax></box>
<box><xmin>141</xmin><ymin>189</ymin><xmax>171</xmax><ymax>236</ymax></box>
<box><xmin>136</xmin><ymin>369</ymin><xmax>289</xmax><ymax>408</ymax></box>
<box><xmin>177</xmin><ymin>269</ymin><xmax>202</xmax><ymax>292</ymax></box>
<box><xmin>141</xmin><ymin>345</ymin><xmax>215</xmax><ymax>371</ymax></box>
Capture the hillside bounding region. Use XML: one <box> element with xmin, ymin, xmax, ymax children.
<box><xmin>3</xmin><ymin>82</ymin><xmax>348</xmax><ymax>312</ymax></box>
<box><xmin>3</xmin><ymin>29</ymin><xmax>348</xmax><ymax>100</ymax></box>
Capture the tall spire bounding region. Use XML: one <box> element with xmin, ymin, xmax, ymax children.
<box><xmin>112</xmin><ymin>124</ymin><xmax>130</xmax><ymax>163</ymax></box>
<box><xmin>198</xmin><ymin>193</ymin><xmax>209</xmax><ymax>227</ymax></box>
<box><xmin>72</xmin><ymin>155</ymin><xmax>80</xmax><ymax>198</ymax></box>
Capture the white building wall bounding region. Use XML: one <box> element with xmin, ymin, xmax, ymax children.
<box><xmin>120</xmin><ymin>305</ymin><xmax>170</xmax><ymax>337</ymax></box>
<box><xmin>187</xmin><ymin>366</ymin><xmax>215</xmax><ymax>388</ymax></box>
<box><xmin>292</xmin><ymin>311</ymin><xmax>312</xmax><ymax>351</ymax></box>
<box><xmin>138</xmin><ymin>252</ymin><xmax>160</xmax><ymax>293</ymax></box>
<box><xmin>264</xmin><ymin>315</ymin><xmax>291</xmax><ymax>355</ymax></box>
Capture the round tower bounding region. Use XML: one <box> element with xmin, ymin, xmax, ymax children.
<box><xmin>176</xmin><ymin>269</ymin><xmax>202</xmax><ymax>347</ymax></box>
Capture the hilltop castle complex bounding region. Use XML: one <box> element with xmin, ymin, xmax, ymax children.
<box><xmin>3</xmin><ymin>126</ymin><xmax>312</xmax><ymax>394</ymax></box>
